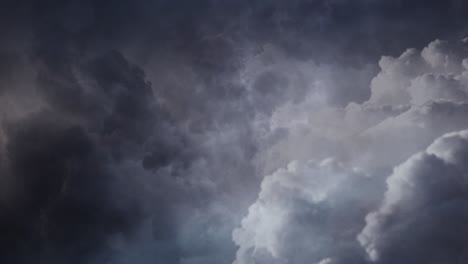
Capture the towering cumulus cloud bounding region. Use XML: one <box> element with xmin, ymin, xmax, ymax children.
<box><xmin>233</xmin><ymin>38</ymin><xmax>468</xmax><ymax>264</ymax></box>
<box><xmin>2</xmin><ymin>1</ymin><xmax>468</xmax><ymax>263</ymax></box>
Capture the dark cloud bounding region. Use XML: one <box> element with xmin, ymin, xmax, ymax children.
<box><xmin>0</xmin><ymin>113</ymin><xmax>144</xmax><ymax>264</ymax></box>
<box><xmin>4</xmin><ymin>0</ymin><xmax>467</xmax><ymax>64</ymax></box>
<box><xmin>1</xmin><ymin>1</ymin><xmax>468</xmax><ymax>264</ymax></box>
<box><xmin>0</xmin><ymin>45</ymin><xmax>185</xmax><ymax>263</ymax></box>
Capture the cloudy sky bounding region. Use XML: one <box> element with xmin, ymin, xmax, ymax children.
<box><xmin>1</xmin><ymin>1</ymin><xmax>468</xmax><ymax>263</ymax></box>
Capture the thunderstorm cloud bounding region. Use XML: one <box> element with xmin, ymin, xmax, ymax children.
<box><xmin>1</xmin><ymin>0</ymin><xmax>468</xmax><ymax>263</ymax></box>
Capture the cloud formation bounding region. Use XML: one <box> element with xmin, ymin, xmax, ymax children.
<box><xmin>234</xmin><ymin>38</ymin><xmax>468</xmax><ymax>264</ymax></box>
<box><xmin>359</xmin><ymin>130</ymin><xmax>468</xmax><ymax>263</ymax></box>
<box><xmin>233</xmin><ymin>159</ymin><xmax>379</xmax><ymax>264</ymax></box>
<box><xmin>2</xmin><ymin>1</ymin><xmax>468</xmax><ymax>263</ymax></box>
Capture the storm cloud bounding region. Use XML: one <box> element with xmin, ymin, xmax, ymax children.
<box><xmin>233</xmin><ymin>38</ymin><xmax>468</xmax><ymax>264</ymax></box>
<box><xmin>1</xmin><ymin>1</ymin><xmax>468</xmax><ymax>264</ymax></box>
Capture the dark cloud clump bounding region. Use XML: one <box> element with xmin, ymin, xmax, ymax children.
<box><xmin>0</xmin><ymin>113</ymin><xmax>144</xmax><ymax>264</ymax></box>
<box><xmin>0</xmin><ymin>47</ymin><xmax>185</xmax><ymax>263</ymax></box>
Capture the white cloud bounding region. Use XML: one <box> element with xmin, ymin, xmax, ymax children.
<box><xmin>233</xmin><ymin>159</ymin><xmax>378</xmax><ymax>264</ymax></box>
<box><xmin>235</xmin><ymin>38</ymin><xmax>468</xmax><ymax>264</ymax></box>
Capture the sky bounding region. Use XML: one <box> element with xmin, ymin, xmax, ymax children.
<box><xmin>1</xmin><ymin>0</ymin><xmax>468</xmax><ymax>263</ymax></box>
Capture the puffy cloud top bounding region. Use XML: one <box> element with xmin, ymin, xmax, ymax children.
<box><xmin>234</xmin><ymin>38</ymin><xmax>468</xmax><ymax>264</ymax></box>
<box><xmin>359</xmin><ymin>130</ymin><xmax>468</xmax><ymax>263</ymax></box>
<box><xmin>369</xmin><ymin>39</ymin><xmax>468</xmax><ymax>106</ymax></box>
<box><xmin>233</xmin><ymin>159</ymin><xmax>380</xmax><ymax>264</ymax></box>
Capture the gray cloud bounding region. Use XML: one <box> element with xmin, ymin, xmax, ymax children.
<box><xmin>1</xmin><ymin>1</ymin><xmax>468</xmax><ymax>263</ymax></box>
<box><xmin>359</xmin><ymin>130</ymin><xmax>468</xmax><ymax>263</ymax></box>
